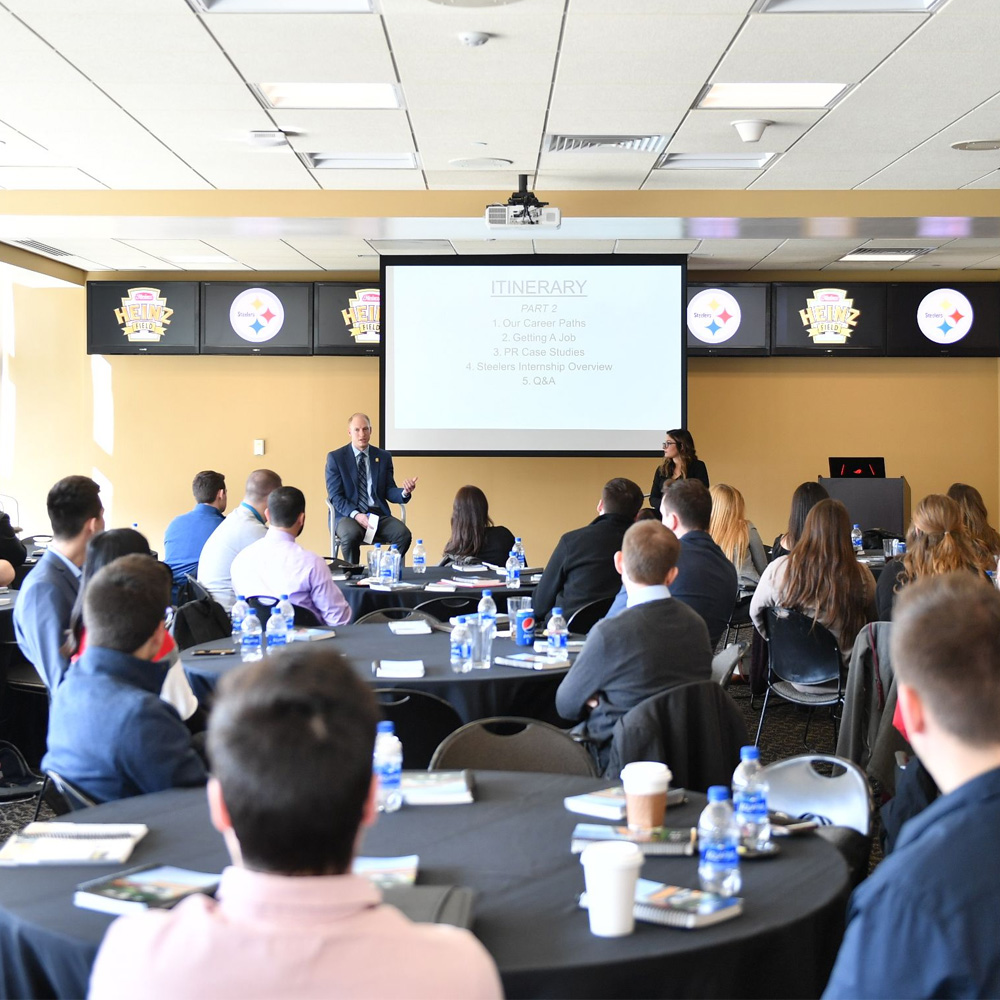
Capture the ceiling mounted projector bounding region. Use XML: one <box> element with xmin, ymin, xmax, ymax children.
<box><xmin>485</xmin><ymin>174</ymin><xmax>561</xmax><ymax>228</ymax></box>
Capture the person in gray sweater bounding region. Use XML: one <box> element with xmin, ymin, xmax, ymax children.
<box><xmin>555</xmin><ymin>519</ymin><xmax>713</xmax><ymax>770</ymax></box>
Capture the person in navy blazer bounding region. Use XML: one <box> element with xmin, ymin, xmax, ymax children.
<box><xmin>325</xmin><ymin>412</ymin><xmax>417</xmax><ymax>565</ymax></box>
<box><xmin>13</xmin><ymin>475</ymin><xmax>104</xmax><ymax>689</ymax></box>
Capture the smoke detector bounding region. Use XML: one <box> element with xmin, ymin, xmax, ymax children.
<box><xmin>457</xmin><ymin>30</ymin><xmax>490</xmax><ymax>45</ymax></box>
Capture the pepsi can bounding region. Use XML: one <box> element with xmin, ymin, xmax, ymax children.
<box><xmin>515</xmin><ymin>608</ymin><xmax>535</xmax><ymax>646</ymax></box>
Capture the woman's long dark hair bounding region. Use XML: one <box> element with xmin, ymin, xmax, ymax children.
<box><xmin>443</xmin><ymin>486</ymin><xmax>493</xmax><ymax>560</ymax></box>
<box><xmin>62</xmin><ymin>528</ymin><xmax>151</xmax><ymax>659</ymax></box>
<box><xmin>786</xmin><ymin>481</ymin><xmax>830</xmax><ymax>550</ymax></box>
<box><xmin>658</xmin><ymin>428</ymin><xmax>698</xmax><ymax>480</ymax></box>
<box><xmin>947</xmin><ymin>482</ymin><xmax>1000</xmax><ymax>565</ymax></box>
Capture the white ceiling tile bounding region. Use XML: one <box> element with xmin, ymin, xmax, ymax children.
<box><xmin>615</xmin><ymin>240</ymin><xmax>700</xmax><ymax>253</ymax></box>
<box><xmin>962</xmin><ymin>171</ymin><xmax>1000</xmax><ymax>188</ymax></box>
<box><xmin>451</xmin><ymin>240</ymin><xmax>536</xmax><ymax>254</ymax></box>
<box><xmin>312</xmin><ymin>169</ymin><xmax>426</xmax><ymax>189</ymax></box>
<box><xmin>533</xmin><ymin>240</ymin><xmax>617</xmax><ymax>253</ymax></box>
<box><xmin>569</xmin><ymin>0</ymin><xmax>753</xmax><ymax>11</ymax></box>
<box><xmin>752</xmin><ymin>239</ymin><xmax>865</xmax><ymax>268</ymax></box>
<box><xmin>275</xmin><ymin>110</ymin><xmax>416</xmax><ymax>152</ymax></box>
<box><xmin>203</xmin><ymin>239</ymin><xmax>322</xmax><ymax>269</ymax></box>
<box><xmin>667</xmin><ymin>109</ymin><xmax>825</xmax><ymax>153</ymax></box>
<box><xmin>425</xmin><ymin>170</ymin><xmax>536</xmax><ymax>190</ymax></box>
<box><xmin>0</xmin><ymin>167</ymin><xmax>106</xmax><ymax>190</ymax></box>
<box><xmin>642</xmin><ymin>169</ymin><xmax>760</xmax><ymax>189</ymax></box>
<box><xmin>53</xmin><ymin>240</ymin><xmax>181</xmax><ymax>270</ymax></box>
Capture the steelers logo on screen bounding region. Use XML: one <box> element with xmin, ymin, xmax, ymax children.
<box><xmin>916</xmin><ymin>288</ymin><xmax>974</xmax><ymax>345</ymax></box>
<box><xmin>229</xmin><ymin>288</ymin><xmax>285</xmax><ymax>343</ymax></box>
<box><xmin>687</xmin><ymin>289</ymin><xmax>742</xmax><ymax>345</ymax></box>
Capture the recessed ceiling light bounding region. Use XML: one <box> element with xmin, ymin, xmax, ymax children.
<box><xmin>253</xmin><ymin>83</ymin><xmax>401</xmax><ymax>110</ymax></box>
<box><xmin>191</xmin><ymin>0</ymin><xmax>372</xmax><ymax>11</ymax></box>
<box><xmin>838</xmin><ymin>247</ymin><xmax>935</xmax><ymax>262</ymax></box>
<box><xmin>448</xmin><ymin>156</ymin><xmax>514</xmax><ymax>168</ymax></box>
<box><xmin>656</xmin><ymin>152</ymin><xmax>776</xmax><ymax>170</ymax></box>
<box><xmin>755</xmin><ymin>0</ymin><xmax>943</xmax><ymax>10</ymax></box>
<box><xmin>164</xmin><ymin>254</ymin><xmax>238</xmax><ymax>264</ymax></box>
<box><xmin>305</xmin><ymin>152</ymin><xmax>417</xmax><ymax>169</ymax></box>
<box><xmin>952</xmin><ymin>139</ymin><xmax>1000</xmax><ymax>151</ymax></box>
<box><xmin>697</xmin><ymin>82</ymin><xmax>849</xmax><ymax>109</ymax></box>
<box><xmin>839</xmin><ymin>253</ymin><xmax>913</xmax><ymax>262</ymax></box>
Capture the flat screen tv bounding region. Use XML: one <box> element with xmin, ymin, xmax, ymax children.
<box><xmin>772</xmin><ymin>283</ymin><xmax>886</xmax><ymax>356</ymax></box>
<box><xmin>87</xmin><ymin>282</ymin><xmax>199</xmax><ymax>355</ymax></box>
<box><xmin>686</xmin><ymin>283</ymin><xmax>769</xmax><ymax>356</ymax></box>
<box><xmin>380</xmin><ymin>254</ymin><xmax>686</xmax><ymax>456</ymax></box>
<box><xmin>314</xmin><ymin>282</ymin><xmax>381</xmax><ymax>356</ymax></box>
<box><xmin>886</xmin><ymin>283</ymin><xmax>1000</xmax><ymax>357</ymax></box>
<box><xmin>201</xmin><ymin>282</ymin><xmax>312</xmax><ymax>355</ymax></box>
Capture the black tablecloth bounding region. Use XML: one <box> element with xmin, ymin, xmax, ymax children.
<box><xmin>0</xmin><ymin>773</ymin><xmax>849</xmax><ymax>1000</ymax></box>
<box><xmin>333</xmin><ymin>566</ymin><xmax>537</xmax><ymax>620</ymax></box>
<box><xmin>182</xmin><ymin>626</ymin><xmax>568</xmax><ymax>725</ymax></box>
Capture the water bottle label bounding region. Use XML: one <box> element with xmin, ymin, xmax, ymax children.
<box><xmin>450</xmin><ymin>640</ymin><xmax>462</xmax><ymax>661</ymax></box>
<box><xmin>268</xmin><ymin>635</ymin><xmax>287</xmax><ymax>648</ymax></box>
<box><xmin>460</xmin><ymin>641</ymin><xmax>472</xmax><ymax>660</ymax></box>
<box><xmin>548</xmin><ymin>633</ymin><xmax>567</xmax><ymax>652</ymax></box>
<box><xmin>700</xmin><ymin>842</ymin><xmax>739</xmax><ymax>866</ymax></box>
<box><xmin>507</xmin><ymin>568</ymin><xmax>520</xmax><ymax>584</ymax></box>
<box><xmin>375</xmin><ymin>759</ymin><xmax>402</xmax><ymax>788</ymax></box>
<box><xmin>734</xmin><ymin>791</ymin><xmax>767</xmax><ymax>823</ymax></box>
<box><xmin>241</xmin><ymin>635</ymin><xmax>261</xmax><ymax>650</ymax></box>
<box><xmin>414</xmin><ymin>555</ymin><xmax>425</xmax><ymax>566</ymax></box>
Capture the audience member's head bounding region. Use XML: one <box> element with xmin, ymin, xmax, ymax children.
<box><xmin>634</xmin><ymin>507</ymin><xmax>661</xmax><ymax>523</ymax></box>
<box><xmin>193</xmin><ymin>471</ymin><xmax>227</xmax><ymax>507</ymax></box>
<box><xmin>444</xmin><ymin>485</ymin><xmax>494</xmax><ymax>559</ymax></box>
<box><xmin>244</xmin><ymin>469</ymin><xmax>282</xmax><ymax>508</ymax></box>
<box><xmin>207</xmin><ymin>647</ymin><xmax>379</xmax><ymax>875</ymax></box>
<box><xmin>785</xmin><ymin>481</ymin><xmax>829</xmax><ymax>550</ymax></box>
<box><xmin>900</xmin><ymin>494</ymin><xmax>981</xmax><ymax>586</ymax></box>
<box><xmin>47</xmin><ymin>476</ymin><xmax>103</xmax><ymax>542</ymax></box>
<box><xmin>65</xmin><ymin>528</ymin><xmax>154</xmax><ymax>658</ymax></box>
<box><xmin>708</xmin><ymin>483</ymin><xmax>751</xmax><ymax>568</ymax></box>
<box><xmin>947</xmin><ymin>482</ymin><xmax>1000</xmax><ymax>565</ymax></box>
<box><xmin>600</xmin><ymin>478</ymin><xmax>643</xmax><ymax>520</ymax></box>
<box><xmin>266</xmin><ymin>486</ymin><xmax>306</xmax><ymax>532</ymax></box>
<box><xmin>84</xmin><ymin>554</ymin><xmax>171</xmax><ymax>656</ymax></box>
<box><xmin>619</xmin><ymin>520</ymin><xmax>680</xmax><ymax>587</ymax></box>
<box><xmin>893</xmin><ymin>574</ymin><xmax>1000</xmax><ymax>783</ymax></box>
<box><xmin>660</xmin><ymin>478</ymin><xmax>711</xmax><ymax>532</ymax></box>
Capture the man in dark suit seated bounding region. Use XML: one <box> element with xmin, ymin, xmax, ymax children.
<box><xmin>533</xmin><ymin>477</ymin><xmax>643</xmax><ymax>622</ymax></box>
<box><xmin>555</xmin><ymin>519</ymin><xmax>713</xmax><ymax>771</ymax></box>
<box><xmin>42</xmin><ymin>554</ymin><xmax>207</xmax><ymax>802</ymax></box>
<box><xmin>325</xmin><ymin>412</ymin><xmax>417</xmax><ymax>565</ymax></box>
<box><xmin>13</xmin><ymin>475</ymin><xmax>104</xmax><ymax>688</ymax></box>
<box><xmin>606</xmin><ymin>479</ymin><xmax>738</xmax><ymax>648</ymax></box>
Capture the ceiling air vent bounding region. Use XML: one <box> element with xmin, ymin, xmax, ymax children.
<box><xmin>14</xmin><ymin>239</ymin><xmax>71</xmax><ymax>257</ymax></box>
<box><xmin>843</xmin><ymin>247</ymin><xmax>935</xmax><ymax>257</ymax></box>
<box><xmin>546</xmin><ymin>134</ymin><xmax>668</xmax><ymax>154</ymax></box>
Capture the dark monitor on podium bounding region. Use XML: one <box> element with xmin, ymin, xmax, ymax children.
<box><xmin>828</xmin><ymin>457</ymin><xmax>886</xmax><ymax>479</ymax></box>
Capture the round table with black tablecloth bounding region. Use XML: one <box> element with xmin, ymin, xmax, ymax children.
<box><xmin>0</xmin><ymin>772</ymin><xmax>850</xmax><ymax>1000</ymax></box>
<box><xmin>333</xmin><ymin>565</ymin><xmax>537</xmax><ymax>620</ymax></box>
<box><xmin>181</xmin><ymin>625</ymin><xmax>568</xmax><ymax>725</ymax></box>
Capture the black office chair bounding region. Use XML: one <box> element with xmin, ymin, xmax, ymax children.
<box><xmin>720</xmin><ymin>593</ymin><xmax>753</xmax><ymax>649</ymax></box>
<box><xmin>247</xmin><ymin>596</ymin><xmax>321</xmax><ymax>627</ymax></box>
<box><xmin>184</xmin><ymin>574</ymin><xmax>211</xmax><ymax>603</ymax></box>
<box><xmin>566</xmin><ymin>596</ymin><xmax>613</xmax><ymax>636</ymax></box>
<box><xmin>756</xmin><ymin>607</ymin><xmax>844</xmax><ymax>750</ymax></box>
<box><xmin>430</xmin><ymin>717</ymin><xmax>597</xmax><ymax>777</ymax></box>
<box><xmin>32</xmin><ymin>770</ymin><xmax>97</xmax><ymax>821</ymax></box>
<box><xmin>375</xmin><ymin>688</ymin><xmax>463</xmax><ymax>770</ymax></box>
<box><xmin>413</xmin><ymin>596</ymin><xmax>481</xmax><ymax>623</ymax></box>
<box><xmin>355</xmin><ymin>608</ymin><xmax>438</xmax><ymax>626</ymax></box>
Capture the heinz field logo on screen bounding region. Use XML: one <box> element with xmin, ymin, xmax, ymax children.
<box><xmin>687</xmin><ymin>288</ymin><xmax>741</xmax><ymax>344</ymax></box>
<box><xmin>798</xmin><ymin>288</ymin><xmax>860</xmax><ymax>345</ymax></box>
<box><xmin>916</xmin><ymin>288</ymin><xmax>974</xmax><ymax>344</ymax></box>
<box><xmin>341</xmin><ymin>287</ymin><xmax>381</xmax><ymax>343</ymax></box>
<box><xmin>114</xmin><ymin>287</ymin><xmax>174</xmax><ymax>343</ymax></box>
<box><xmin>229</xmin><ymin>287</ymin><xmax>285</xmax><ymax>343</ymax></box>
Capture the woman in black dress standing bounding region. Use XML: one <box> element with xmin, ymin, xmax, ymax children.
<box><xmin>648</xmin><ymin>428</ymin><xmax>708</xmax><ymax>512</ymax></box>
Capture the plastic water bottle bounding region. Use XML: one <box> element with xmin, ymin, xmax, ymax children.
<box><xmin>546</xmin><ymin>607</ymin><xmax>569</xmax><ymax>658</ymax></box>
<box><xmin>265</xmin><ymin>607</ymin><xmax>288</xmax><ymax>652</ymax></box>
<box><xmin>388</xmin><ymin>543</ymin><xmax>402</xmax><ymax>583</ymax></box>
<box><xmin>514</xmin><ymin>537</ymin><xmax>527</xmax><ymax>568</ymax></box>
<box><xmin>505</xmin><ymin>550</ymin><xmax>521</xmax><ymax>589</ymax></box>
<box><xmin>240</xmin><ymin>608</ymin><xmax>263</xmax><ymax>661</ymax></box>
<box><xmin>231</xmin><ymin>595</ymin><xmax>250</xmax><ymax>642</ymax></box>
<box><xmin>368</xmin><ymin>543</ymin><xmax>382</xmax><ymax>579</ymax></box>
<box><xmin>476</xmin><ymin>590</ymin><xmax>497</xmax><ymax>669</ymax></box>
<box><xmin>732</xmin><ymin>745</ymin><xmax>771</xmax><ymax>851</ymax></box>
<box><xmin>851</xmin><ymin>523</ymin><xmax>864</xmax><ymax>554</ymax></box>
<box><xmin>698</xmin><ymin>786</ymin><xmax>742</xmax><ymax>897</ymax></box>
<box><xmin>413</xmin><ymin>539</ymin><xmax>427</xmax><ymax>574</ymax></box>
<box><xmin>277</xmin><ymin>594</ymin><xmax>295</xmax><ymax>630</ymax></box>
<box><xmin>372</xmin><ymin>721</ymin><xmax>403</xmax><ymax>813</ymax></box>
<box><xmin>380</xmin><ymin>544</ymin><xmax>395</xmax><ymax>584</ymax></box>
<box><xmin>450</xmin><ymin>616</ymin><xmax>473</xmax><ymax>673</ymax></box>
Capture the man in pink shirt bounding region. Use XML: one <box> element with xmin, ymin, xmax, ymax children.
<box><xmin>88</xmin><ymin>646</ymin><xmax>503</xmax><ymax>1000</ymax></box>
<box><xmin>229</xmin><ymin>486</ymin><xmax>351</xmax><ymax>626</ymax></box>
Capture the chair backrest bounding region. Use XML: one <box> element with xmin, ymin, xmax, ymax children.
<box><xmin>711</xmin><ymin>641</ymin><xmax>746</xmax><ymax>688</ymax></box>
<box><xmin>184</xmin><ymin>574</ymin><xmax>211</xmax><ymax>603</ymax></box>
<box><xmin>247</xmin><ymin>595</ymin><xmax>320</xmax><ymax>627</ymax></box>
<box><xmin>761</xmin><ymin>754</ymin><xmax>872</xmax><ymax>835</ymax></box>
<box><xmin>413</xmin><ymin>596</ymin><xmax>481</xmax><ymax>622</ymax></box>
<box><xmin>356</xmin><ymin>608</ymin><xmax>439</xmax><ymax>626</ymax></box>
<box><xmin>171</xmin><ymin>595</ymin><xmax>232</xmax><ymax>650</ymax></box>
<box><xmin>566</xmin><ymin>596</ymin><xmax>614</xmax><ymax>635</ymax></box>
<box><xmin>430</xmin><ymin>717</ymin><xmax>597</xmax><ymax>776</ymax></box>
<box><xmin>764</xmin><ymin>607</ymin><xmax>842</xmax><ymax>687</ymax></box>
<box><xmin>375</xmin><ymin>688</ymin><xmax>463</xmax><ymax>770</ymax></box>
<box><xmin>605</xmin><ymin>681</ymin><xmax>749</xmax><ymax>787</ymax></box>
<box><xmin>46</xmin><ymin>770</ymin><xmax>97</xmax><ymax>812</ymax></box>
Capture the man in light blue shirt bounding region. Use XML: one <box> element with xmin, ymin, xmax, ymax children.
<box><xmin>13</xmin><ymin>475</ymin><xmax>104</xmax><ymax>688</ymax></box>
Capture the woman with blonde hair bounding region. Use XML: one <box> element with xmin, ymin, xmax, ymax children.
<box><xmin>946</xmin><ymin>482</ymin><xmax>1000</xmax><ymax>567</ymax></box>
<box><xmin>751</xmin><ymin>498</ymin><xmax>876</xmax><ymax>665</ymax></box>
<box><xmin>709</xmin><ymin>484</ymin><xmax>768</xmax><ymax>593</ymax></box>
<box><xmin>876</xmin><ymin>493</ymin><xmax>984</xmax><ymax>620</ymax></box>
<box><xmin>648</xmin><ymin>428</ymin><xmax>709</xmax><ymax>512</ymax></box>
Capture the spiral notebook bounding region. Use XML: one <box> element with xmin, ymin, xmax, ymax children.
<box><xmin>0</xmin><ymin>822</ymin><xmax>148</xmax><ymax>866</ymax></box>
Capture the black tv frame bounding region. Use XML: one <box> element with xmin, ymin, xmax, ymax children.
<box><xmin>686</xmin><ymin>282</ymin><xmax>770</xmax><ymax>357</ymax></box>
<box><xmin>200</xmin><ymin>281</ymin><xmax>313</xmax><ymax>356</ymax></box>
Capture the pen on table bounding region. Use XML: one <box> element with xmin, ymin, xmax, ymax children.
<box><xmin>192</xmin><ymin>649</ymin><xmax>237</xmax><ymax>657</ymax></box>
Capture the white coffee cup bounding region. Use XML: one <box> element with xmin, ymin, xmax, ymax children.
<box><xmin>580</xmin><ymin>841</ymin><xmax>644</xmax><ymax>937</ymax></box>
<box><xmin>620</xmin><ymin>761</ymin><xmax>672</xmax><ymax>832</ymax></box>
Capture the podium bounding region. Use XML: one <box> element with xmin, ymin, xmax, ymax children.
<box><xmin>818</xmin><ymin>477</ymin><xmax>910</xmax><ymax>536</ymax></box>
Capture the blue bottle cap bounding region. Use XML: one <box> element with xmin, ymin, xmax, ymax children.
<box><xmin>417</xmin><ymin>538</ymin><xmax>423</xmax><ymax>544</ymax></box>
<box><xmin>707</xmin><ymin>786</ymin><xmax>729</xmax><ymax>802</ymax></box>
<box><xmin>458</xmin><ymin>616</ymin><xmax>467</xmax><ymax>623</ymax></box>
<box><xmin>552</xmin><ymin>607</ymin><xmax>562</xmax><ymax>615</ymax></box>
<box><xmin>280</xmin><ymin>594</ymin><xmax>289</xmax><ymax>600</ymax></box>
<box><xmin>377</xmin><ymin>721</ymin><xmax>394</xmax><ymax>734</ymax></box>
<box><xmin>482</xmin><ymin>589</ymin><xmax>492</xmax><ymax>596</ymax></box>
<box><xmin>740</xmin><ymin>746</ymin><xmax>760</xmax><ymax>761</ymax></box>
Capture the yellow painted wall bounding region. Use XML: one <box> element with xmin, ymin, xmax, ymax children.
<box><xmin>2</xmin><ymin>283</ymin><xmax>999</xmax><ymax>566</ymax></box>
